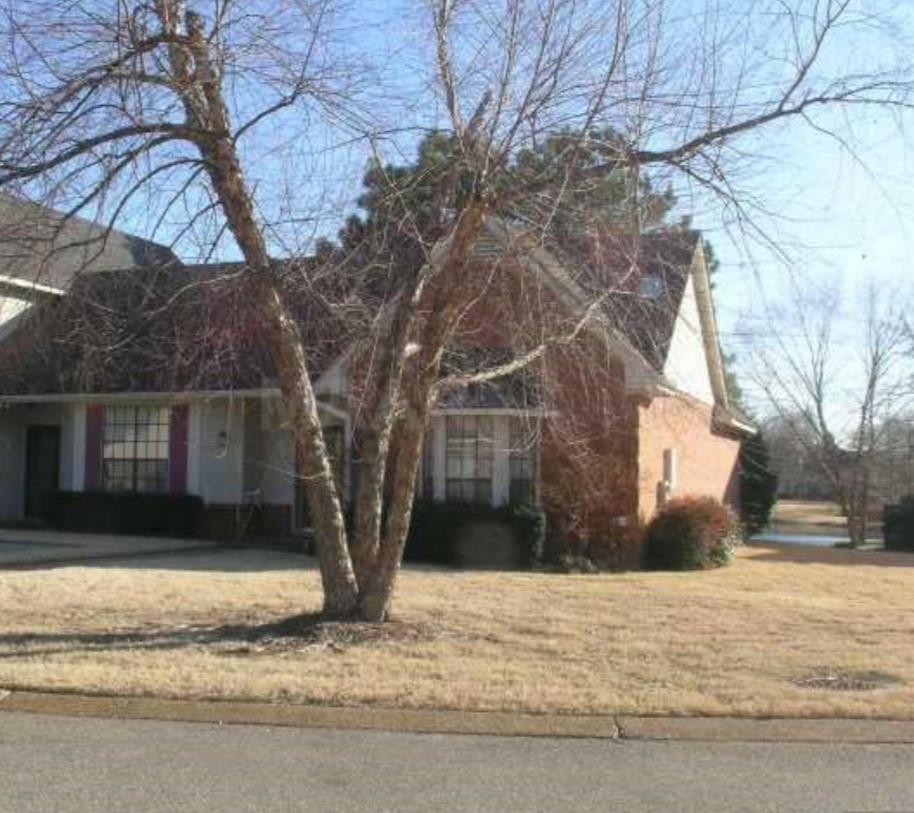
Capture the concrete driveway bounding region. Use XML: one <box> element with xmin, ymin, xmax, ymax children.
<box><xmin>0</xmin><ymin>528</ymin><xmax>215</xmax><ymax>568</ymax></box>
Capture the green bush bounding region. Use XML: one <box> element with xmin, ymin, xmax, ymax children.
<box><xmin>738</xmin><ymin>432</ymin><xmax>779</xmax><ymax>535</ymax></box>
<box><xmin>46</xmin><ymin>491</ymin><xmax>203</xmax><ymax>538</ymax></box>
<box><xmin>641</xmin><ymin>496</ymin><xmax>742</xmax><ymax>571</ymax></box>
<box><xmin>405</xmin><ymin>500</ymin><xmax>545</xmax><ymax>569</ymax></box>
<box><xmin>883</xmin><ymin>496</ymin><xmax>914</xmax><ymax>552</ymax></box>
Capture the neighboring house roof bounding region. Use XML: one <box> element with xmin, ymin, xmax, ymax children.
<box><xmin>0</xmin><ymin>192</ymin><xmax>178</xmax><ymax>291</ymax></box>
<box><xmin>0</xmin><ymin>260</ymin><xmax>353</xmax><ymax>396</ymax></box>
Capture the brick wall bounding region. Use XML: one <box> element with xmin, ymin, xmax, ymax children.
<box><xmin>636</xmin><ymin>394</ymin><xmax>740</xmax><ymax>519</ymax></box>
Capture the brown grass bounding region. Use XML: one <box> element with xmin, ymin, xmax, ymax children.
<box><xmin>0</xmin><ymin>543</ymin><xmax>912</xmax><ymax>718</ymax></box>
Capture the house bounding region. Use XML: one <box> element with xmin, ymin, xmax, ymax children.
<box><xmin>0</xmin><ymin>195</ymin><xmax>752</xmax><ymax>557</ymax></box>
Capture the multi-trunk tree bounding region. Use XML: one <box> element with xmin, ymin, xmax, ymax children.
<box><xmin>1</xmin><ymin>0</ymin><xmax>912</xmax><ymax>617</ymax></box>
<box><xmin>748</xmin><ymin>284</ymin><xmax>912</xmax><ymax>545</ymax></box>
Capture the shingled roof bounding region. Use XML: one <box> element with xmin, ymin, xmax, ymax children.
<box><xmin>550</xmin><ymin>227</ymin><xmax>701</xmax><ymax>371</ymax></box>
<box><xmin>0</xmin><ymin>199</ymin><xmax>705</xmax><ymax>400</ymax></box>
<box><xmin>0</xmin><ymin>259</ymin><xmax>355</xmax><ymax>397</ymax></box>
<box><xmin>0</xmin><ymin>193</ymin><xmax>178</xmax><ymax>290</ymax></box>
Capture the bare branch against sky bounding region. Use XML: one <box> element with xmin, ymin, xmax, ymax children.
<box><xmin>1</xmin><ymin>0</ymin><xmax>912</xmax><ymax>618</ymax></box>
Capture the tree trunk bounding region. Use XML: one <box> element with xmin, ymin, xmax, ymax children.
<box><xmin>357</xmin><ymin>359</ymin><xmax>437</xmax><ymax>621</ymax></box>
<box><xmin>155</xmin><ymin>0</ymin><xmax>358</xmax><ymax>615</ymax></box>
<box><xmin>349</xmin><ymin>277</ymin><xmax>427</xmax><ymax>585</ymax></box>
<box><xmin>356</xmin><ymin>199</ymin><xmax>489</xmax><ymax>621</ymax></box>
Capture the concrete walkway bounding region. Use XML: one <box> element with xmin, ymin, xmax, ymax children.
<box><xmin>0</xmin><ymin>528</ymin><xmax>215</xmax><ymax>568</ymax></box>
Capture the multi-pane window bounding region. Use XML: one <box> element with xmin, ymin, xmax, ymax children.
<box><xmin>103</xmin><ymin>405</ymin><xmax>171</xmax><ymax>493</ymax></box>
<box><xmin>509</xmin><ymin>418</ymin><xmax>537</xmax><ymax>505</ymax></box>
<box><xmin>445</xmin><ymin>415</ymin><xmax>493</xmax><ymax>503</ymax></box>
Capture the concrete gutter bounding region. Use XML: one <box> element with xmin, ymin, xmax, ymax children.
<box><xmin>1</xmin><ymin>689</ymin><xmax>913</xmax><ymax>743</ymax></box>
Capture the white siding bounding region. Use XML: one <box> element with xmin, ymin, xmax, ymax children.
<box><xmin>186</xmin><ymin>401</ymin><xmax>203</xmax><ymax>496</ymax></box>
<box><xmin>259</xmin><ymin>426</ymin><xmax>296</xmax><ymax>505</ymax></box>
<box><xmin>0</xmin><ymin>295</ymin><xmax>30</xmax><ymax>335</ymax></box>
<box><xmin>69</xmin><ymin>403</ymin><xmax>86</xmax><ymax>491</ymax></box>
<box><xmin>662</xmin><ymin>273</ymin><xmax>715</xmax><ymax>405</ymax></box>
<box><xmin>198</xmin><ymin>399</ymin><xmax>245</xmax><ymax>504</ymax></box>
<box><xmin>0</xmin><ymin>403</ymin><xmax>74</xmax><ymax>520</ymax></box>
<box><xmin>0</xmin><ymin>409</ymin><xmax>24</xmax><ymax>519</ymax></box>
<box><xmin>492</xmin><ymin>416</ymin><xmax>511</xmax><ymax>506</ymax></box>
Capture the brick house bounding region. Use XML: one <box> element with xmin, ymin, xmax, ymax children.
<box><xmin>0</xmin><ymin>195</ymin><xmax>752</xmax><ymax>551</ymax></box>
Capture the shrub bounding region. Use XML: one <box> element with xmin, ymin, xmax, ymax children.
<box><xmin>46</xmin><ymin>491</ymin><xmax>203</xmax><ymax>538</ymax></box>
<box><xmin>555</xmin><ymin>554</ymin><xmax>599</xmax><ymax>574</ymax></box>
<box><xmin>405</xmin><ymin>500</ymin><xmax>546</xmax><ymax>569</ymax></box>
<box><xmin>883</xmin><ymin>496</ymin><xmax>914</xmax><ymax>552</ymax></box>
<box><xmin>738</xmin><ymin>431</ymin><xmax>779</xmax><ymax>535</ymax></box>
<box><xmin>539</xmin><ymin>513</ymin><xmax>643</xmax><ymax>572</ymax></box>
<box><xmin>641</xmin><ymin>496</ymin><xmax>742</xmax><ymax>571</ymax></box>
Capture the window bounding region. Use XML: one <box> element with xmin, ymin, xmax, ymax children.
<box><xmin>639</xmin><ymin>274</ymin><xmax>664</xmax><ymax>299</ymax></box>
<box><xmin>509</xmin><ymin>419</ymin><xmax>537</xmax><ymax>504</ymax></box>
<box><xmin>102</xmin><ymin>405</ymin><xmax>171</xmax><ymax>493</ymax></box>
<box><xmin>445</xmin><ymin>415</ymin><xmax>493</xmax><ymax>503</ymax></box>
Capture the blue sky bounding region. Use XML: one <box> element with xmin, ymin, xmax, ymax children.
<box><xmin>701</xmin><ymin>105</ymin><xmax>913</xmax><ymax>417</ymax></box>
<box><xmin>18</xmin><ymin>0</ymin><xmax>909</xmax><ymax>420</ymax></box>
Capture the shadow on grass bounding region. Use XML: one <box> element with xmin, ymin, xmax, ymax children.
<box><xmin>1</xmin><ymin>547</ymin><xmax>321</xmax><ymax>574</ymax></box>
<box><xmin>746</xmin><ymin>542</ymin><xmax>913</xmax><ymax>568</ymax></box>
<box><xmin>0</xmin><ymin>613</ymin><xmax>442</xmax><ymax>661</ymax></box>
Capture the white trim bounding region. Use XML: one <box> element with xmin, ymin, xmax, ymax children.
<box><xmin>0</xmin><ymin>389</ymin><xmax>352</xmax><ymax>425</ymax></box>
<box><xmin>432</xmin><ymin>407</ymin><xmax>554</xmax><ymax>417</ymax></box>
<box><xmin>712</xmin><ymin>404</ymin><xmax>757</xmax><ymax>437</ymax></box>
<box><xmin>0</xmin><ymin>388</ymin><xmax>281</xmax><ymax>405</ymax></box>
<box><xmin>432</xmin><ymin>416</ymin><xmax>446</xmax><ymax>501</ymax></box>
<box><xmin>492</xmin><ymin>415</ymin><xmax>510</xmax><ymax>506</ymax></box>
<box><xmin>317</xmin><ymin>400</ymin><xmax>349</xmax><ymax>423</ymax></box>
<box><xmin>313</xmin><ymin>344</ymin><xmax>355</xmax><ymax>396</ymax></box>
<box><xmin>689</xmin><ymin>244</ymin><xmax>731</xmax><ymax>411</ymax></box>
<box><xmin>0</xmin><ymin>274</ymin><xmax>65</xmax><ymax>297</ymax></box>
<box><xmin>186</xmin><ymin>401</ymin><xmax>202</xmax><ymax>495</ymax></box>
<box><xmin>71</xmin><ymin>403</ymin><xmax>86</xmax><ymax>491</ymax></box>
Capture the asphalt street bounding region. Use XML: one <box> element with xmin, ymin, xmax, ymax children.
<box><xmin>1</xmin><ymin>711</ymin><xmax>913</xmax><ymax>812</ymax></box>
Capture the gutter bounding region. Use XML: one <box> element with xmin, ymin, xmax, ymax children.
<box><xmin>0</xmin><ymin>274</ymin><xmax>65</xmax><ymax>298</ymax></box>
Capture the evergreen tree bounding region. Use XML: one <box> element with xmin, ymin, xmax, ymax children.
<box><xmin>739</xmin><ymin>432</ymin><xmax>779</xmax><ymax>534</ymax></box>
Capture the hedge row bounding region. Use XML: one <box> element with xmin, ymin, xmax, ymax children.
<box><xmin>45</xmin><ymin>491</ymin><xmax>203</xmax><ymax>537</ymax></box>
<box><xmin>405</xmin><ymin>500</ymin><xmax>546</xmax><ymax>569</ymax></box>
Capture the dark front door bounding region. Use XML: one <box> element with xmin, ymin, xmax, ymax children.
<box><xmin>25</xmin><ymin>425</ymin><xmax>60</xmax><ymax>519</ymax></box>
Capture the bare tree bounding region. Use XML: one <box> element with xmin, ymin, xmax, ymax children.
<box><xmin>748</xmin><ymin>284</ymin><xmax>912</xmax><ymax>545</ymax></box>
<box><xmin>1</xmin><ymin>0</ymin><xmax>913</xmax><ymax>618</ymax></box>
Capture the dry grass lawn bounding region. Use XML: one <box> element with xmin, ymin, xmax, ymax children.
<box><xmin>0</xmin><ymin>543</ymin><xmax>912</xmax><ymax>718</ymax></box>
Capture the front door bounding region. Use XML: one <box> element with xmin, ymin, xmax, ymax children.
<box><xmin>25</xmin><ymin>425</ymin><xmax>60</xmax><ymax>519</ymax></box>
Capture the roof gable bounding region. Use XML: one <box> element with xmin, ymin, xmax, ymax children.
<box><xmin>661</xmin><ymin>270</ymin><xmax>715</xmax><ymax>404</ymax></box>
<box><xmin>0</xmin><ymin>193</ymin><xmax>179</xmax><ymax>290</ymax></box>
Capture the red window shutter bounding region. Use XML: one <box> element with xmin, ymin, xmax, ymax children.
<box><xmin>169</xmin><ymin>404</ymin><xmax>190</xmax><ymax>494</ymax></box>
<box><xmin>84</xmin><ymin>404</ymin><xmax>104</xmax><ymax>489</ymax></box>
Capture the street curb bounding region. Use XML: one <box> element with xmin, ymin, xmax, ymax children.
<box><xmin>0</xmin><ymin>690</ymin><xmax>621</xmax><ymax>738</ymax></box>
<box><xmin>2</xmin><ymin>689</ymin><xmax>914</xmax><ymax>743</ymax></box>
